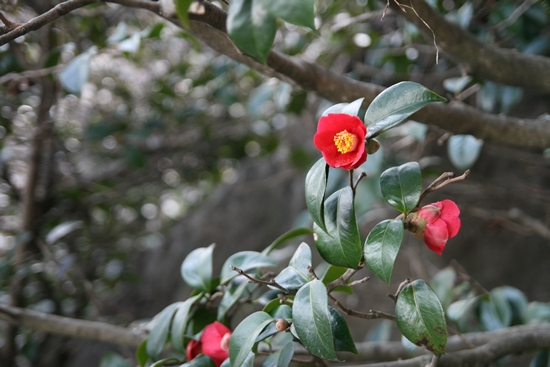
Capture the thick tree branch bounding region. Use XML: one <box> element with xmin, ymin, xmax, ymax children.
<box><xmin>396</xmin><ymin>0</ymin><xmax>550</xmax><ymax>93</ymax></box>
<box><xmin>0</xmin><ymin>304</ymin><xmax>145</xmax><ymax>347</ymax></box>
<box><xmin>178</xmin><ymin>3</ymin><xmax>550</xmax><ymax>149</ymax></box>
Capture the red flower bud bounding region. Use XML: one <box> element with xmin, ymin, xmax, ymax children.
<box><xmin>313</xmin><ymin>113</ymin><xmax>367</xmax><ymax>170</ymax></box>
<box><xmin>186</xmin><ymin>339</ymin><xmax>202</xmax><ymax>361</ymax></box>
<box><xmin>186</xmin><ymin>322</ymin><xmax>232</xmax><ymax>367</ymax></box>
<box><xmin>408</xmin><ymin>200</ymin><xmax>461</xmax><ymax>255</ymax></box>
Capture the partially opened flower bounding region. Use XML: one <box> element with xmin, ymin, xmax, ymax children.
<box><xmin>186</xmin><ymin>321</ymin><xmax>232</xmax><ymax>367</ymax></box>
<box><xmin>313</xmin><ymin>113</ymin><xmax>367</xmax><ymax>170</ymax></box>
<box><xmin>408</xmin><ymin>199</ymin><xmax>461</xmax><ymax>255</ymax></box>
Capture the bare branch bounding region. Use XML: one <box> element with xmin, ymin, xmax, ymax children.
<box><xmin>328</xmin><ymin>294</ymin><xmax>396</xmax><ymax>321</ymax></box>
<box><xmin>396</xmin><ymin>0</ymin><xmax>550</xmax><ymax>94</ymax></box>
<box><xmin>0</xmin><ymin>304</ymin><xmax>145</xmax><ymax>347</ymax></box>
<box><xmin>0</xmin><ymin>0</ymin><xmax>160</xmax><ymax>46</ymax></box>
<box><xmin>417</xmin><ymin>170</ymin><xmax>470</xmax><ymax>206</ymax></box>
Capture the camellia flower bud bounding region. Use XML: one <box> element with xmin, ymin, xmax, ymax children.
<box><xmin>408</xmin><ymin>199</ymin><xmax>461</xmax><ymax>255</ymax></box>
<box><xmin>365</xmin><ymin>138</ymin><xmax>381</xmax><ymax>154</ymax></box>
<box><xmin>313</xmin><ymin>113</ymin><xmax>367</xmax><ymax>170</ymax></box>
<box><xmin>275</xmin><ymin>318</ymin><xmax>290</xmax><ymax>331</ymax></box>
<box><xmin>186</xmin><ymin>321</ymin><xmax>232</xmax><ymax>367</ymax></box>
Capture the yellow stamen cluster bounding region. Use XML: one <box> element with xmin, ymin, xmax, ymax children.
<box><xmin>334</xmin><ymin>130</ymin><xmax>357</xmax><ymax>154</ymax></box>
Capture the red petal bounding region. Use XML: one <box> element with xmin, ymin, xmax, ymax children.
<box><xmin>418</xmin><ymin>204</ymin><xmax>441</xmax><ymax>224</ymax></box>
<box><xmin>439</xmin><ymin>200</ymin><xmax>461</xmax><ymax>238</ymax></box>
<box><xmin>186</xmin><ymin>339</ymin><xmax>202</xmax><ymax>361</ymax></box>
<box><xmin>201</xmin><ymin>322</ymin><xmax>231</xmax><ymax>361</ymax></box>
<box><xmin>423</xmin><ymin>221</ymin><xmax>449</xmax><ymax>255</ymax></box>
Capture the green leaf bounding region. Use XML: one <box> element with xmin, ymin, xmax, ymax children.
<box><xmin>182</xmin><ymin>354</ymin><xmax>217</xmax><ymax>367</ymax></box>
<box><xmin>147</xmin><ymin>303</ymin><xmax>180</xmax><ymax>359</ymax></box>
<box><xmin>273</xmin><ymin>242</ymin><xmax>313</xmax><ymax>290</ymax></box>
<box><xmin>395</xmin><ymin>280</ymin><xmax>447</xmax><ymax>355</ymax></box>
<box><xmin>100</xmin><ymin>352</ymin><xmax>130</xmax><ymax>367</ymax></box>
<box><xmin>218</xmin><ymin>279</ymin><xmax>254</xmax><ymax>320</ymax></box>
<box><xmin>262</xmin><ymin>227</ymin><xmax>314</xmax><ymax>255</ymax></box>
<box><xmin>525</xmin><ymin>302</ymin><xmax>550</xmax><ymax>324</ymax></box>
<box><xmin>322</xmin><ymin>98</ymin><xmax>365</xmax><ymax>117</ymax></box>
<box><xmin>478</xmin><ymin>289</ymin><xmax>512</xmax><ymax>331</ymax></box>
<box><xmin>530</xmin><ymin>350</ymin><xmax>550</xmax><ymax>367</ymax></box>
<box><xmin>448</xmin><ymin>134</ymin><xmax>483</xmax><ymax>171</ymax></box>
<box><xmin>380</xmin><ymin>162</ymin><xmax>422</xmax><ymax>214</ymax></box>
<box><xmin>181</xmin><ymin>244</ymin><xmax>215</xmax><ymax>291</ymax></box>
<box><xmin>151</xmin><ymin>358</ymin><xmax>182</xmax><ymax>367</ymax></box>
<box><xmin>171</xmin><ymin>294</ymin><xmax>203</xmax><ymax>353</ymax></box>
<box><xmin>305</xmin><ymin>158</ymin><xmax>329</xmax><ymax>232</ymax></box>
<box><xmin>314</xmin><ymin>187</ymin><xmax>362</xmax><ymax>269</ymax></box>
<box><xmin>328</xmin><ymin>307</ymin><xmax>358</xmax><ymax>354</ymax></box>
<box><xmin>365</xmin><ymin>82</ymin><xmax>446</xmax><ymax>139</ymax></box>
<box><xmin>227</xmin><ymin>0</ymin><xmax>277</xmax><ymax>63</ymax></box>
<box><xmin>176</xmin><ymin>0</ymin><xmax>194</xmax><ymax>28</ymax></box>
<box><xmin>220</xmin><ymin>251</ymin><xmax>278</xmax><ymax>285</ymax></box>
<box><xmin>260</xmin><ymin>342</ymin><xmax>294</xmax><ymax>367</ymax></box>
<box><xmin>60</xmin><ymin>46</ymin><xmax>97</xmax><ymax>94</ymax></box>
<box><xmin>364</xmin><ymin>219</ymin><xmax>404</xmax><ymax>285</ymax></box>
<box><xmin>230</xmin><ymin>312</ymin><xmax>274</xmax><ymax>367</ymax></box>
<box><xmin>257</xmin><ymin>0</ymin><xmax>315</xmax><ymax>29</ymax></box>
<box><xmin>430</xmin><ymin>267</ymin><xmax>456</xmax><ymax>309</ymax></box>
<box><xmin>136</xmin><ymin>339</ymin><xmax>149</xmax><ymax>367</ymax></box>
<box><xmin>292</xmin><ymin>279</ymin><xmax>337</xmax><ymax>361</ymax></box>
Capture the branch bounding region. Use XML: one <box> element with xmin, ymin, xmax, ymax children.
<box><xmin>0</xmin><ymin>0</ymin><xmax>160</xmax><ymax>46</ymax></box>
<box><xmin>176</xmin><ymin>2</ymin><xmax>550</xmax><ymax>149</ymax></box>
<box><xmin>0</xmin><ymin>304</ymin><xmax>145</xmax><ymax>347</ymax></box>
<box><xmin>396</xmin><ymin>0</ymin><xmax>550</xmax><ymax>94</ymax></box>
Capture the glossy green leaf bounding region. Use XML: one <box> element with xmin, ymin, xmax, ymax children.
<box><xmin>305</xmin><ymin>158</ymin><xmax>329</xmax><ymax>232</ymax></box>
<box><xmin>447</xmin><ymin>296</ymin><xmax>481</xmax><ymax>324</ymax></box>
<box><xmin>292</xmin><ymin>279</ymin><xmax>337</xmax><ymax>361</ymax></box>
<box><xmin>328</xmin><ymin>307</ymin><xmax>358</xmax><ymax>354</ymax></box>
<box><xmin>230</xmin><ymin>312</ymin><xmax>274</xmax><ymax>367</ymax></box>
<box><xmin>227</xmin><ymin>0</ymin><xmax>277</xmax><ymax>63</ymax></box>
<box><xmin>365</xmin><ymin>82</ymin><xmax>446</xmax><ymax>139</ymax></box>
<box><xmin>171</xmin><ymin>294</ymin><xmax>203</xmax><ymax>353</ymax></box>
<box><xmin>321</xmin><ymin>98</ymin><xmax>365</xmax><ymax>117</ymax></box>
<box><xmin>273</xmin><ymin>242</ymin><xmax>313</xmax><ymax>290</ymax></box>
<box><xmin>314</xmin><ymin>187</ymin><xmax>362</xmax><ymax>269</ymax></box>
<box><xmin>262</xmin><ymin>227</ymin><xmax>314</xmax><ymax>255</ymax></box>
<box><xmin>496</xmin><ymin>286</ymin><xmax>528</xmax><ymax>324</ymax></box>
<box><xmin>218</xmin><ymin>279</ymin><xmax>254</xmax><ymax>320</ymax></box>
<box><xmin>364</xmin><ymin>219</ymin><xmax>404</xmax><ymax>285</ymax></box>
<box><xmin>479</xmin><ymin>289</ymin><xmax>512</xmax><ymax>331</ymax></box>
<box><xmin>176</xmin><ymin>0</ymin><xmax>194</xmax><ymax>28</ymax></box>
<box><xmin>181</xmin><ymin>354</ymin><xmax>216</xmax><ymax>367</ymax></box>
<box><xmin>260</xmin><ymin>342</ymin><xmax>294</xmax><ymax>367</ymax></box>
<box><xmin>136</xmin><ymin>339</ymin><xmax>149</xmax><ymax>367</ymax></box>
<box><xmin>525</xmin><ymin>302</ymin><xmax>550</xmax><ymax>324</ymax></box>
<box><xmin>395</xmin><ymin>280</ymin><xmax>447</xmax><ymax>355</ymax></box>
<box><xmin>220</xmin><ymin>251</ymin><xmax>278</xmax><ymax>284</ymax></box>
<box><xmin>257</xmin><ymin>0</ymin><xmax>315</xmax><ymax>29</ymax></box>
<box><xmin>147</xmin><ymin>303</ymin><xmax>180</xmax><ymax>359</ymax></box>
<box><xmin>380</xmin><ymin>162</ymin><xmax>422</xmax><ymax>214</ymax></box>
<box><xmin>181</xmin><ymin>244</ymin><xmax>215</xmax><ymax>291</ymax></box>
<box><xmin>151</xmin><ymin>358</ymin><xmax>182</xmax><ymax>367</ymax></box>
<box><xmin>430</xmin><ymin>267</ymin><xmax>456</xmax><ymax>309</ymax></box>
<box><xmin>448</xmin><ymin>134</ymin><xmax>483</xmax><ymax>171</ymax></box>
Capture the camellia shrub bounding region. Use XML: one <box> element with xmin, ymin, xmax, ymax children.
<box><xmin>139</xmin><ymin>82</ymin><xmax>473</xmax><ymax>367</ymax></box>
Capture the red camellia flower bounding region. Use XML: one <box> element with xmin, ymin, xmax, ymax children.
<box><xmin>186</xmin><ymin>321</ymin><xmax>232</xmax><ymax>367</ymax></box>
<box><xmin>409</xmin><ymin>199</ymin><xmax>461</xmax><ymax>255</ymax></box>
<box><xmin>313</xmin><ymin>113</ymin><xmax>367</xmax><ymax>170</ymax></box>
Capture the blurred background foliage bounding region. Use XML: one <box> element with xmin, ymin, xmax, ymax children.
<box><xmin>0</xmin><ymin>0</ymin><xmax>549</xmax><ymax>366</ymax></box>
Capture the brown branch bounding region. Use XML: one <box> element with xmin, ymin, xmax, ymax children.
<box><xmin>0</xmin><ymin>304</ymin><xmax>145</xmax><ymax>347</ymax></box>
<box><xmin>0</xmin><ymin>0</ymin><xmax>160</xmax><ymax>46</ymax></box>
<box><xmin>416</xmin><ymin>170</ymin><xmax>470</xmax><ymax>207</ymax></box>
<box><xmin>328</xmin><ymin>294</ymin><xmax>396</xmax><ymax>321</ymax></box>
<box><xmin>176</xmin><ymin>2</ymin><xmax>550</xmax><ymax>149</ymax></box>
<box><xmin>396</xmin><ymin>0</ymin><xmax>550</xmax><ymax>94</ymax></box>
<box><xmin>230</xmin><ymin>266</ymin><xmax>291</xmax><ymax>294</ymax></box>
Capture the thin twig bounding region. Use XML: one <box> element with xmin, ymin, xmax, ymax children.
<box><xmin>326</xmin><ymin>262</ymin><xmax>366</xmax><ymax>293</ymax></box>
<box><xmin>450</xmin><ymin>260</ymin><xmax>489</xmax><ymax>295</ymax></box>
<box><xmin>387</xmin><ymin>278</ymin><xmax>411</xmax><ymax>303</ymax></box>
<box><xmin>416</xmin><ymin>170</ymin><xmax>470</xmax><ymax>208</ymax></box>
<box><xmin>230</xmin><ymin>266</ymin><xmax>290</xmax><ymax>293</ymax></box>
<box><xmin>329</xmin><ymin>294</ymin><xmax>396</xmax><ymax>320</ymax></box>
